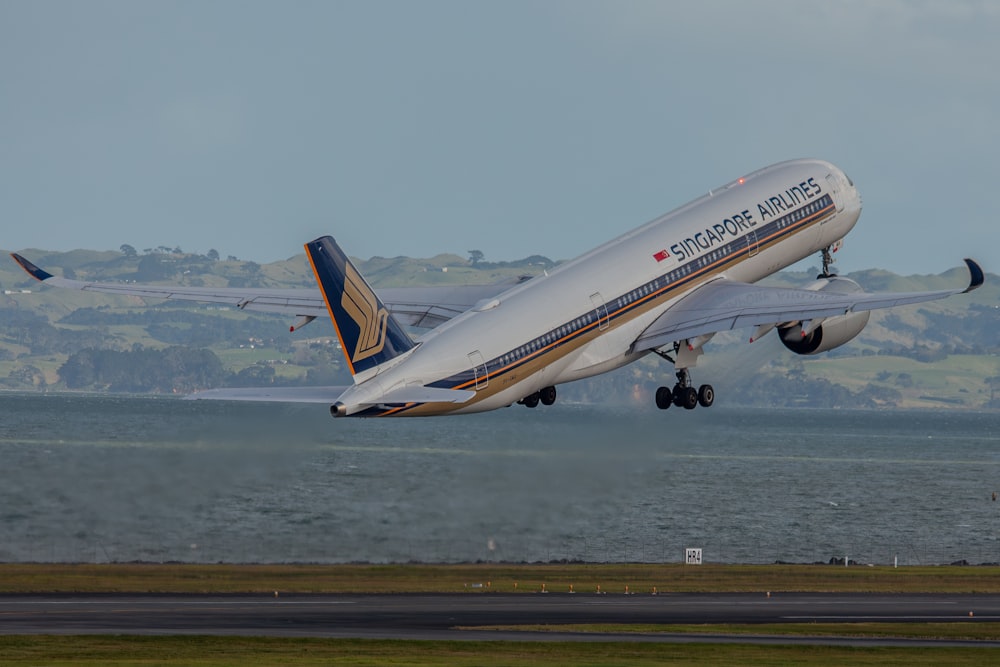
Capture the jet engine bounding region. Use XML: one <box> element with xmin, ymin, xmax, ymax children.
<box><xmin>778</xmin><ymin>276</ymin><xmax>871</xmax><ymax>355</ymax></box>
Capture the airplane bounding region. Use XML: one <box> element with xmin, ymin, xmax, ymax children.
<box><xmin>11</xmin><ymin>158</ymin><xmax>983</xmax><ymax>417</ymax></box>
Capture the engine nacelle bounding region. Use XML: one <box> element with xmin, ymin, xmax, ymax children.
<box><xmin>778</xmin><ymin>276</ymin><xmax>871</xmax><ymax>355</ymax></box>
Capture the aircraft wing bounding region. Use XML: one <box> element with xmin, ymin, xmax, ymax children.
<box><xmin>9</xmin><ymin>253</ymin><xmax>514</xmax><ymax>329</ymax></box>
<box><xmin>633</xmin><ymin>259</ymin><xmax>984</xmax><ymax>351</ymax></box>
<box><xmin>376</xmin><ymin>283</ymin><xmax>520</xmax><ymax>328</ymax></box>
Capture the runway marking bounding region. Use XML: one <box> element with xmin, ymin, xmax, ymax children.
<box><xmin>781</xmin><ymin>616</ymin><xmax>1000</xmax><ymax>623</ymax></box>
<box><xmin>13</xmin><ymin>600</ymin><xmax>358</xmax><ymax>606</ymax></box>
<box><xmin>584</xmin><ymin>596</ymin><xmax>952</xmax><ymax>607</ymax></box>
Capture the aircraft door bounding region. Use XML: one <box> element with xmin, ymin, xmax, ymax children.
<box><xmin>746</xmin><ymin>230</ymin><xmax>759</xmax><ymax>257</ymax></box>
<box><xmin>590</xmin><ymin>292</ymin><xmax>610</xmax><ymax>330</ymax></box>
<box><xmin>468</xmin><ymin>350</ymin><xmax>488</xmax><ymax>390</ymax></box>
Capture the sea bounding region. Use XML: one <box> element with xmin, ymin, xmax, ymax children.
<box><xmin>2</xmin><ymin>393</ymin><xmax>999</xmax><ymax>566</ymax></box>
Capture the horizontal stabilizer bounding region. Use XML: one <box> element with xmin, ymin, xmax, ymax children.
<box><xmin>186</xmin><ymin>384</ymin><xmax>474</xmax><ymax>409</ymax></box>
<box><xmin>185</xmin><ymin>387</ymin><xmax>349</xmax><ymax>403</ymax></box>
<box><xmin>329</xmin><ymin>383</ymin><xmax>475</xmax><ymax>417</ymax></box>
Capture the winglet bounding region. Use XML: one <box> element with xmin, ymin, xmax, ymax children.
<box><xmin>10</xmin><ymin>253</ymin><xmax>53</xmax><ymax>282</ymax></box>
<box><xmin>963</xmin><ymin>258</ymin><xmax>985</xmax><ymax>294</ymax></box>
<box><xmin>304</xmin><ymin>236</ymin><xmax>416</xmax><ymax>378</ymax></box>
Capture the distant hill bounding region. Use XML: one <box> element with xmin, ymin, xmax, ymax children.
<box><xmin>1</xmin><ymin>247</ymin><xmax>996</xmax><ymax>409</ymax></box>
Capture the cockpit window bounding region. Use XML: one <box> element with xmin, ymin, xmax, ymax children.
<box><xmin>845</xmin><ymin>172</ymin><xmax>854</xmax><ymax>186</ymax></box>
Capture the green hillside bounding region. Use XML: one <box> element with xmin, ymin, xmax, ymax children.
<box><xmin>1</xmin><ymin>247</ymin><xmax>996</xmax><ymax>409</ymax></box>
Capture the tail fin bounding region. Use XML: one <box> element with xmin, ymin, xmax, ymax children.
<box><xmin>305</xmin><ymin>236</ymin><xmax>415</xmax><ymax>379</ymax></box>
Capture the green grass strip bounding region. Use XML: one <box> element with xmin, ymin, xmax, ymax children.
<box><xmin>462</xmin><ymin>622</ymin><xmax>1000</xmax><ymax>641</ymax></box>
<box><xmin>4</xmin><ymin>563</ymin><xmax>1000</xmax><ymax>593</ymax></box>
<box><xmin>0</xmin><ymin>636</ymin><xmax>997</xmax><ymax>667</ymax></box>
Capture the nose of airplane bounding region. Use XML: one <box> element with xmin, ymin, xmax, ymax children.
<box><xmin>840</xmin><ymin>168</ymin><xmax>862</xmax><ymax>212</ymax></box>
<box><xmin>850</xmin><ymin>180</ymin><xmax>862</xmax><ymax>212</ymax></box>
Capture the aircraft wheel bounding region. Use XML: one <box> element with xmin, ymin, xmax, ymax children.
<box><xmin>540</xmin><ymin>386</ymin><xmax>557</xmax><ymax>406</ymax></box>
<box><xmin>655</xmin><ymin>386</ymin><xmax>672</xmax><ymax>410</ymax></box>
<box><xmin>523</xmin><ymin>393</ymin><xmax>539</xmax><ymax>408</ymax></box>
<box><xmin>682</xmin><ymin>386</ymin><xmax>699</xmax><ymax>410</ymax></box>
<box><xmin>698</xmin><ymin>384</ymin><xmax>715</xmax><ymax>408</ymax></box>
<box><xmin>672</xmin><ymin>384</ymin><xmax>686</xmax><ymax>407</ymax></box>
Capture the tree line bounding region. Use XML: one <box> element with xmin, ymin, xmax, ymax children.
<box><xmin>52</xmin><ymin>344</ymin><xmax>352</xmax><ymax>394</ymax></box>
<box><xmin>57</xmin><ymin>346</ymin><xmax>226</xmax><ymax>393</ymax></box>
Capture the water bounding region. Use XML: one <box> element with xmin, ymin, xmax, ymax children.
<box><xmin>1</xmin><ymin>393</ymin><xmax>999</xmax><ymax>566</ymax></box>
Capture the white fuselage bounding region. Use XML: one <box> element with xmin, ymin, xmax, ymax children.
<box><xmin>339</xmin><ymin>159</ymin><xmax>862</xmax><ymax>416</ymax></box>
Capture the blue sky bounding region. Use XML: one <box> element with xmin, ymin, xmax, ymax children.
<box><xmin>2</xmin><ymin>1</ymin><xmax>998</xmax><ymax>275</ymax></box>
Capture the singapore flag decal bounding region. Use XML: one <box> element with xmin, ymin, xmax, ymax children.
<box><xmin>652</xmin><ymin>248</ymin><xmax>677</xmax><ymax>266</ymax></box>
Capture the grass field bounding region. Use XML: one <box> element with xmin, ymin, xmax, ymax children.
<box><xmin>3</xmin><ymin>562</ymin><xmax>1000</xmax><ymax>594</ymax></box>
<box><xmin>472</xmin><ymin>622</ymin><xmax>1000</xmax><ymax>641</ymax></box>
<box><xmin>4</xmin><ymin>564</ymin><xmax>1000</xmax><ymax>664</ymax></box>
<box><xmin>801</xmin><ymin>353</ymin><xmax>998</xmax><ymax>407</ymax></box>
<box><xmin>1</xmin><ymin>635</ymin><xmax>996</xmax><ymax>667</ymax></box>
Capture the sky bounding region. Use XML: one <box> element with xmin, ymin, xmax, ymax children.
<box><xmin>2</xmin><ymin>1</ymin><xmax>998</xmax><ymax>275</ymax></box>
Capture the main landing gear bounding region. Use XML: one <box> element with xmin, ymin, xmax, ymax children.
<box><xmin>653</xmin><ymin>345</ymin><xmax>714</xmax><ymax>412</ymax></box>
<box><xmin>654</xmin><ymin>368</ymin><xmax>714</xmax><ymax>411</ymax></box>
<box><xmin>518</xmin><ymin>385</ymin><xmax>557</xmax><ymax>409</ymax></box>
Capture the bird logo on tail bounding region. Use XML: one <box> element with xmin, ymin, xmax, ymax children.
<box><xmin>341</xmin><ymin>262</ymin><xmax>389</xmax><ymax>363</ymax></box>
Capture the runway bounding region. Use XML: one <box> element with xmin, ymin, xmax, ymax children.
<box><xmin>3</xmin><ymin>592</ymin><xmax>1000</xmax><ymax>646</ymax></box>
